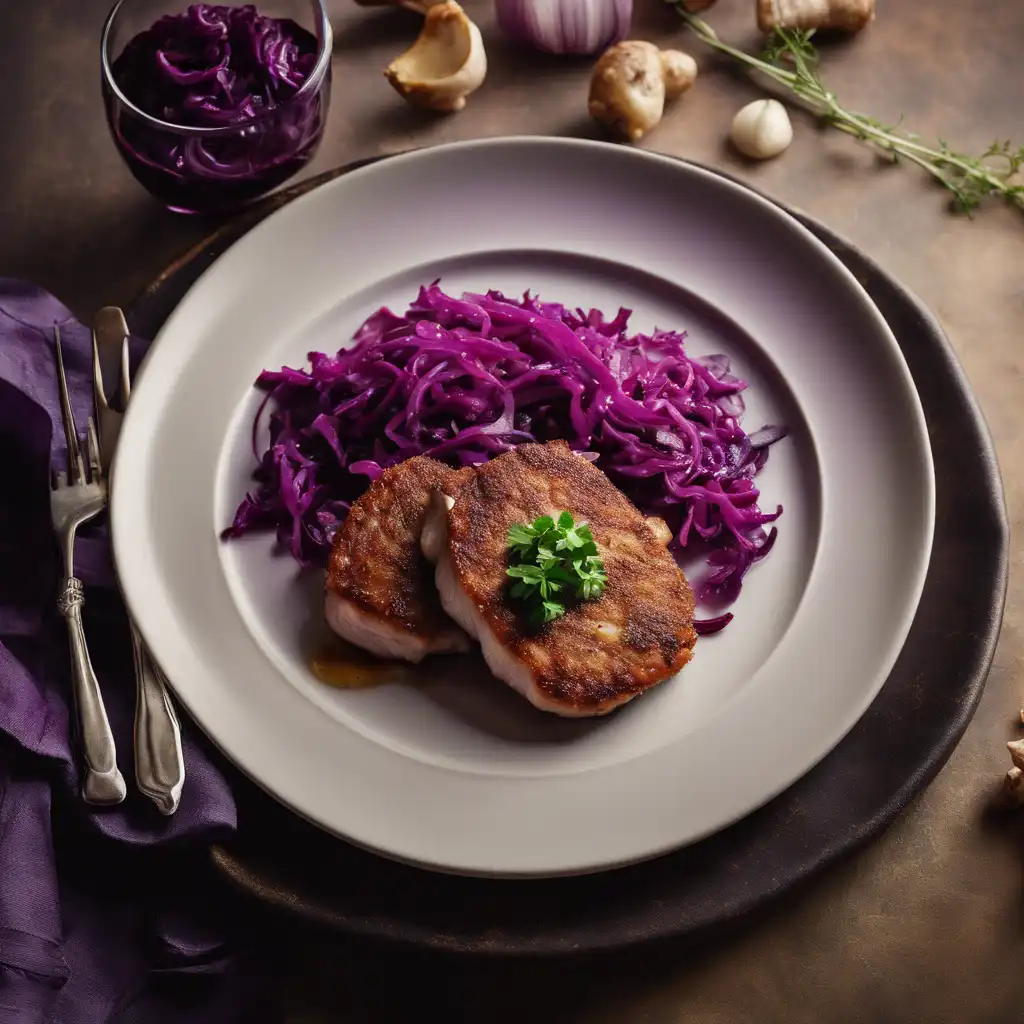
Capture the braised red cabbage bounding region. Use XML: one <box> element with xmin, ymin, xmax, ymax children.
<box><xmin>114</xmin><ymin>4</ymin><xmax>316</xmax><ymax>127</ymax></box>
<box><xmin>108</xmin><ymin>4</ymin><xmax>325</xmax><ymax>211</ymax></box>
<box><xmin>224</xmin><ymin>284</ymin><xmax>785</xmax><ymax>629</ymax></box>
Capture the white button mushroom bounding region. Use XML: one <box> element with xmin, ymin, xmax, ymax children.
<box><xmin>730</xmin><ymin>99</ymin><xmax>793</xmax><ymax>160</ymax></box>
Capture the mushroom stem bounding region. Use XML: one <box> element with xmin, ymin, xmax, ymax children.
<box><xmin>588</xmin><ymin>41</ymin><xmax>697</xmax><ymax>142</ymax></box>
<box><xmin>756</xmin><ymin>0</ymin><xmax>876</xmax><ymax>33</ymax></box>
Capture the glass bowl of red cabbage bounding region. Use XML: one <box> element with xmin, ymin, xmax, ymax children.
<box><xmin>101</xmin><ymin>2</ymin><xmax>332</xmax><ymax>214</ymax></box>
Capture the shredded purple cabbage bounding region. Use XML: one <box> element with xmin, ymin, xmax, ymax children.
<box><xmin>224</xmin><ymin>284</ymin><xmax>786</xmax><ymax>630</ymax></box>
<box><xmin>109</xmin><ymin>5</ymin><xmax>325</xmax><ymax>205</ymax></box>
<box><xmin>114</xmin><ymin>4</ymin><xmax>316</xmax><ymax>128</ymax></box>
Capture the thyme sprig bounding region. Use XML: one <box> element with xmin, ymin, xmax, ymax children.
<box><xmin>671</xmin><ymin>6</ymin><xmax>1024</xmax><ymax>216</ymax></box>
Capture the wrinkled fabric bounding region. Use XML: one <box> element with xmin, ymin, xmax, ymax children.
<box><xmin>0</xmin><ymin>281</ymin><xmax>265</xmax><ymax>1022</ymax></box>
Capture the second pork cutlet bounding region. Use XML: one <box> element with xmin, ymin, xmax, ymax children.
<box><xmin>326</xmin><ymin>456</ymin><xmax>472</xmax><ymax>662</ymax></box>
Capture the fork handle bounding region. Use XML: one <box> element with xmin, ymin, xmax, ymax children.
<box><xmin>131</xmin><ymin>620</ymin><xmax>184</xmax><ymax>815</ymax></box>
<box><xmin>58</xmin><ymin>577</ymin><xmax>127</xmax><ymax>806</ymax></box>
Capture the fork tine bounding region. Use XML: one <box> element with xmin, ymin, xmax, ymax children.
<box><xmin>54</xmin><ymin>469</ymin><xmax>67</xmax><ymax>489</ymax></box>
<box><xmin>86</xmin><ymin>417</ymin><xmax>102</xmax><ymax>483</ymax></box>
<box><xmin>54</xmin><ymin>325</ymin><xmax>87</xmax><ymax>484</ymax></box>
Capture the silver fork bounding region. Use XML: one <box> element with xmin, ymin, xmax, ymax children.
<box><xmin>49</xmin><ymin>326</ymin><xmax>127</xmax><ymax>806</ymax></box>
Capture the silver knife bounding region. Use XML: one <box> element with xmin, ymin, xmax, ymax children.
<box><xmin>93</xmin><ymin>307</ymin><xmax>185</xmax><ymax>815</ymax></box>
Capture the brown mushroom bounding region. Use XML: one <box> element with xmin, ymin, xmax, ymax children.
<box><xmin>756</xmin><ymin>0</ymin><xmax>876</xmax><ymax>33</ymax></box>
<box><xmin>588</xmin><ymin>41</ymin><xmax>698</xmax><ymax>143</ymax></box>
<box><xmin>384</xmin><ymin>1</ymin><xmax>487</xmax><ymax>112</ymax></box>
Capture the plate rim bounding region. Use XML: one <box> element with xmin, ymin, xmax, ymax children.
<box><xmin>125</xmin><ymin>151</ymin><xmax>1007</xmax><ymax>953</ymax></box>
<box><xmin>111</xmin><ymin>136</ymin><xmax>937</xmax><ymax>877</ymax></box>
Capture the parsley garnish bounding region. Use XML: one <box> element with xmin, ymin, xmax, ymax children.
<box><xmin>506</xmin><ymin>511</ymin><xmax>608</xmax><ymax>627</ymax></box>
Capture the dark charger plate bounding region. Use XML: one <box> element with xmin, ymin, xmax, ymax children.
<box><xmin>128</xmin><ymin>155</ymin><xmax>1008</xmax><ymax>956</ymax></box>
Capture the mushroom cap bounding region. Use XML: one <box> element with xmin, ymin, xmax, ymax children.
<box><xmin>385</xmin><ymin>1</ymin><xmax>487</xmax><ymax>112</ymax></box>
<box><xmin>588</xmin><ymin>41</ymin><xmax>667</xmax><ymax>142</ymax></box>
<box><xmin>660</xmin><ymin>50</ymin><xmax>698</xmax><ymax>100</ymax></box>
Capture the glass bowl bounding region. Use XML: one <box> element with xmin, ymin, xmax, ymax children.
<box><xmin>101</xmin><ymin>0</ymin><xmax>332</xmax><ymax>215</ymax></box>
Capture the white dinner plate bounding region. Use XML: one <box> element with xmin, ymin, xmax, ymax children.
<box><xmin>111</xmin><ymin>138</ymin><xmax>934</xmax><ymax>878</ymax></box>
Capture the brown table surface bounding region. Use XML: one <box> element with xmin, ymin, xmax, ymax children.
<box><xmin>5</xmin><ymin>1</ymin><xmax>1024</xmax><ymax>1021</ymax></box>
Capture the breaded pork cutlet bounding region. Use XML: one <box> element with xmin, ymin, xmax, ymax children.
<box><xmin>421</xmin><ymin>442</ymin><xmax>697</xmax><ymax>716</ymax></box>
<box><xmin>325</xmin><ymin>456</ymin><xmax>472</xmax><ymax>662</ymax></box>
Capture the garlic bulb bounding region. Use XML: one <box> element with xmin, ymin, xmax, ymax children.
<box><xmin>496</xmin><ymin>0</ymin><xmax>632</xmax><ymax>56</ymax></box>
<box><xmin>730</xmin><ymin>99</ymin><xmax>793</xmax><ymax>160</ymax></box>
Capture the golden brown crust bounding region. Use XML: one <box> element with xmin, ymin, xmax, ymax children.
<box><xmin>445</xmin><ymin>442</ymin><xmax>697</xmax><ymax>711</ymax></box>
<box><xmin>327</xmin><ymin>457</ymin><xmax>471</xmax><ymax>636</ymax></box>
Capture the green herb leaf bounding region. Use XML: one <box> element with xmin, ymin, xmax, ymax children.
<box><xmin>529</xmin><ymin>600</ymin><xmax>566</xmax><ymax>627</ymax></box>
<box><xmin>507</xmin><ymin>522</ymin><xmax>538</xmax><ymax>550</ymax></box>
<box><xmin>507</xmin><ymin>564</ymin><xmax>544</xmax><ymax>583</ymax></box>
<box><xmin>506</xmin><ymin>512</ymin><xmax>608</xmax><ymax>626</ymax></box>
<box><xmin>541</xmin><ymin>600</ymin><xmax>566</xmax><ymax>622</ymax></box>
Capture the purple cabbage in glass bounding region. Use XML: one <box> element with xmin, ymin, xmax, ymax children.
<box><xmin>101</xmin><ymin>2</ymin><xmax>332</xmax><ymax>214</ymax></box>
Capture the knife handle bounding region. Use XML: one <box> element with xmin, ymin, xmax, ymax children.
<box><xmin>131</xmin><ymin>619</ymin><xmax>184</xmax><ymax>815</ymax></box>
<box><xmin>94</xmin><ymin>306</ymin><xmax>131</xmax><ymax>407</ymax></box>
<box><xmin>59</xmin><ymin>576</ymin><xmax>127</xmax><ymax>806</ymax></box>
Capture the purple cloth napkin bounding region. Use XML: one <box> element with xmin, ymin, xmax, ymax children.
<box><xmin>0</xmin><ymin>281</ymin><xmax>274</xmax><ymax>1023</ymax></box>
